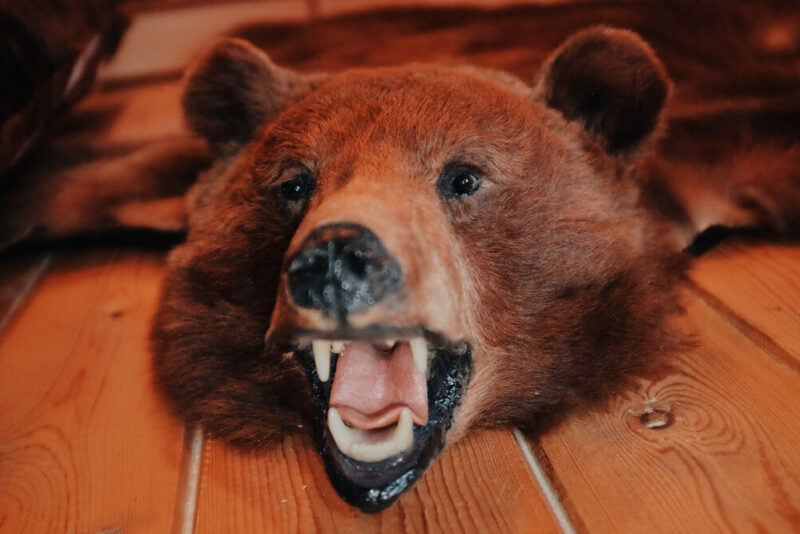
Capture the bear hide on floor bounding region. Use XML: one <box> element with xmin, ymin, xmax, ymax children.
<box><xmin>1</xmin><ymin>2</ymin><xmax>799</xmax><ymax>513</ymax></box>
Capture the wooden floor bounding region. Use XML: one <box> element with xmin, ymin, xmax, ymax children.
<box><xmin>2</xmin><ymin>2</ymin><xmax>800</xmax><ymax>533</ymax></box>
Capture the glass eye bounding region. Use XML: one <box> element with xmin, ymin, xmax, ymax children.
<box><xmin>280</xmin><ymin>172</ymin><xmax>314</xmax><ymax>201</ymax></box>
<box><xmin>438</xmin><ymin>164</ymin><xmax>482</xmax><ymax>199</ymax></box>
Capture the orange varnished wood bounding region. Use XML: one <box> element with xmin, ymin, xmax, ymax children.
<box><xmin>196</xmin><ymin>430</ymin><xmax>559</xmax><ymax>533</ymax></box>
<box><xmin>0</xmin><ymin>253</ymin><xmax>50</xmax><ymax>330</ymax></box>
<box><xmin>689</xmin><ymin>239</ymin><xmax>800</xmax><ymax>370</ymax></box>
<box><xmin>534</xmin><ymin>294</ymin><xmax>800</xmax><ymax>533</ymax></box>
<box><xmin>0</xmin><ymin>252</ymin><xmax>185</xmax><ymax>534</ymax></box>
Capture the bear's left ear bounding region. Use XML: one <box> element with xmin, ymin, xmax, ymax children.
<box><xmin>533</xmin><ymin>27</ymin><xmax>670</xmax><ymax>157</ymax></box>
<box><xmin>183</xmin><ymin>38</ymin><xmax>325</xmax><ymax>154</ymax></box>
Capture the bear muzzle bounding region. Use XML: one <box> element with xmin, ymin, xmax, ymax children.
<box><xmin>267</xmin><ymin>215</ymin><xmax>476</xmax><ymax>512</ymax></box>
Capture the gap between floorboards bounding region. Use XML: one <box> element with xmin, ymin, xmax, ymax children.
<box><xmin>173</xmin><ymin>424</ymin><xmax>205</xmax><ymax>534</ymax></box>
<box><xmin>513</xmin><ymin>428</ymin><xmax>578</xmax><ymax>534</ymax></box>
<box><xmin>0</xmin><ymin>253</ymin><xmax>53</xmax><ymax>335</ymax></box>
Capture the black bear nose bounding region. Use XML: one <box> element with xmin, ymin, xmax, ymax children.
<box><xmin>286</xmin><ymin>223</ymin><xmax>402</xmax><ymax>320</ymax></box>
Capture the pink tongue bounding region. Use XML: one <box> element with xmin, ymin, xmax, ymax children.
<box><xmin>329</xmin><ymin>341</ymin><xmax>428</xmax><ymax>429</ymax></box>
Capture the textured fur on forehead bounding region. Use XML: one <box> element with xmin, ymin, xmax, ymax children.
<box><xmin>251</xmin><ymin>63</ymin><xmax>578</xmax><ymax>185</ymax></box>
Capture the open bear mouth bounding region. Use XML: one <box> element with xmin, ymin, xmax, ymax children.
<box><xmin>279</xmin><ymin>327</ymin><xmax>473</xmax><ymax>512</ymax></box>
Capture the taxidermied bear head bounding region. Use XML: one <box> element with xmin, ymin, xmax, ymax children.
<box><xmin>152</xmin><ymin>27</ymin><xmax>682</xmax><ymax>512</ymax></box>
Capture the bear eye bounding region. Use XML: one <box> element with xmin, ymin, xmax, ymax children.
<box><xmin>280</xmin><ymin>172</ymin><xmax>314</xmax><ymax>202</ymax></box>
<box><xmin>438</xmin><ymin>163</ymin><xmax>482</xmax><ymax>199</ymax></box>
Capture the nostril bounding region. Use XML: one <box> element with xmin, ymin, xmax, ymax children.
<box><xmin>286</xmin><ymin>223</ymin><xmax>402</xmax><ymax>319</ymax></box>
<box><xmin>287</xmin><ymin>250</ymin><xmax>329</xmax><ymax>285</ymax></box>
<box><xmin>340</xmin><ymin>247</ymin><xmax>369</xmax><ymax>279</ymax></box>
<box><xmin>287</xmin><ymin>253</ymin><xmax>318</xmax><ymax>275</ymax></box>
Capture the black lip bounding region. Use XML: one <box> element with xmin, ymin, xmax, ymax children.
<box><xmin>288</xmin><ymin>333</ymin><xmax>473</xmax><ymax>513</ymax></box>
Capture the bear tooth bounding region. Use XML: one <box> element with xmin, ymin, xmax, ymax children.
<box><xmin>331</xmin><ymin>341</ymin><xmax>345</xmax><ymax>354</ymax></box>
<box><xmin>395</xmin><ymin>407</ymin><xmax>413</xmax><ymax>444</ymax></box>
<box><xmin>327</xmin><ymin>407</ymin><xmax>414</xmax><ymax>463</ymax></box>
<box><xmin>384</xmin><ymin>339</ymin><xmax>396</xmax><ymax>348</ymax></box>
<box><xmin>386</xmin><ymin>407</ymin><xmax>414</xmax><ymax>456</ymax></box>
<box><xmin>312</xmin><ymin>340</ymin><xmax>331</xmax><ymax>382</ymax></box>
<box><xmin>327</xmin><ymin>407</ymin><xmax>350</xmax><ymax>451</ymax></box>
<box><xmin>410</xmin><ymin>337</ymin><xmax>428</xmax><ymax>375</ymax></box>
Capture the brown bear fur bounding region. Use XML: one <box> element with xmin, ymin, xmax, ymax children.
<box><xmin>150</xmin><ymin>28</ymin><xmax>689</xmax><ymax>448</ymax></box>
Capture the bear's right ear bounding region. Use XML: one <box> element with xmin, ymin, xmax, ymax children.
<box><xmin>183</xmin><ymin>38</ymin><xmax>323</xmax><ymax>153</ymax></box>
<box><xmin>533</xmin><ymin>27</ymin><xmax>670</xmax><ymax>158</ymax></box>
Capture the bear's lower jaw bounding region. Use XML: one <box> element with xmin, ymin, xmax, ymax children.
<box><xmin>278</xmin><ymin>328</ymin><xmax>473</xmax><ymax>513</ymax></box>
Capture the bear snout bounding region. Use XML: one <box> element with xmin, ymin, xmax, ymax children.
<box><xmin>286</xmin><ymin>222</ymin><xmax>403</xmax><ymax>321</ymax></box>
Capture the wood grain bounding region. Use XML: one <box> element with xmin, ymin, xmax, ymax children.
<box><xmin>196</xmin><ymin>429</ymin><xmax>560</xmax><ymax>533</ymax></box>
<box><xmin>533</xmin><ymin>294</ymin><xmax>800</xmax><ymax>533</ymax></box>
<box><xmin>689</xmin><ymin>239</ymin><xmax>800</xmax><ymax>371</ymax></box>
<box><xmin>0</xmin><ymin>251</ymin><xmax>185</xmax><ymax>534</ymax></box>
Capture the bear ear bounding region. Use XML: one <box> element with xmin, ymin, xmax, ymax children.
<box><xmin>533</xmin><ymin>27</ymin><xmax>670</xmax><ymax>156</ymax></box>
<box><xmin>182</xmin><ymin>38</ymin><xmax>324</xmax><ymax>153</ymax></box>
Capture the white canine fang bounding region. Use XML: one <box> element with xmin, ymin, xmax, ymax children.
<box><xmin>328</xmin><ymin>407</ymin><xmax>414</xmax><ymax>462</ymax></box>
<box><xmin>409</xmin><ymin>337</ymin><xmax>428</xmax><ymax>376</ymax></box>
<box><xmin>312</xmin><ymin>340</ymin><xmax>331</xmax><ymax>382</ymax></box>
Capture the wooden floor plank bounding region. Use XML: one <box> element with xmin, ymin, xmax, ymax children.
<box><xmin>196</xmin><ymin>429</ymin><xmax>560</xmax><ymax>533</ymax></box>
<box><xmin>0</xmin><ymin>251</ymin><xmax>185</xmax><ymax>534</ymax></box>
<box><xmin>689</xmin><ymin>239</ymin><xmax>800</xmax><ymax>371</ymax></box>
<box><xmin>533</xmin><ymin>294</ymin><xmax>800</xmax><ymax>533</ymax></box>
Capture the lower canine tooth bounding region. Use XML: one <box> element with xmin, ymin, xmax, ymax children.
<box><xmin>327</xmin><ymin>407</ymin><xmax>414</xmax><ymax>463</ymax></box>
<box><xmin>312</xmin><ymin>340</ymin><xmax>331</xmax><ymax>382</ymax></box>
<box><xmin>393</xmin><ymin>407</ymin><xmax>413</xmax><ymax>449</ymax></box>
<box><xmin>410</xmin><ymin>337</ymin><xmax>428</xmax><ymax>376</ymax></box>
